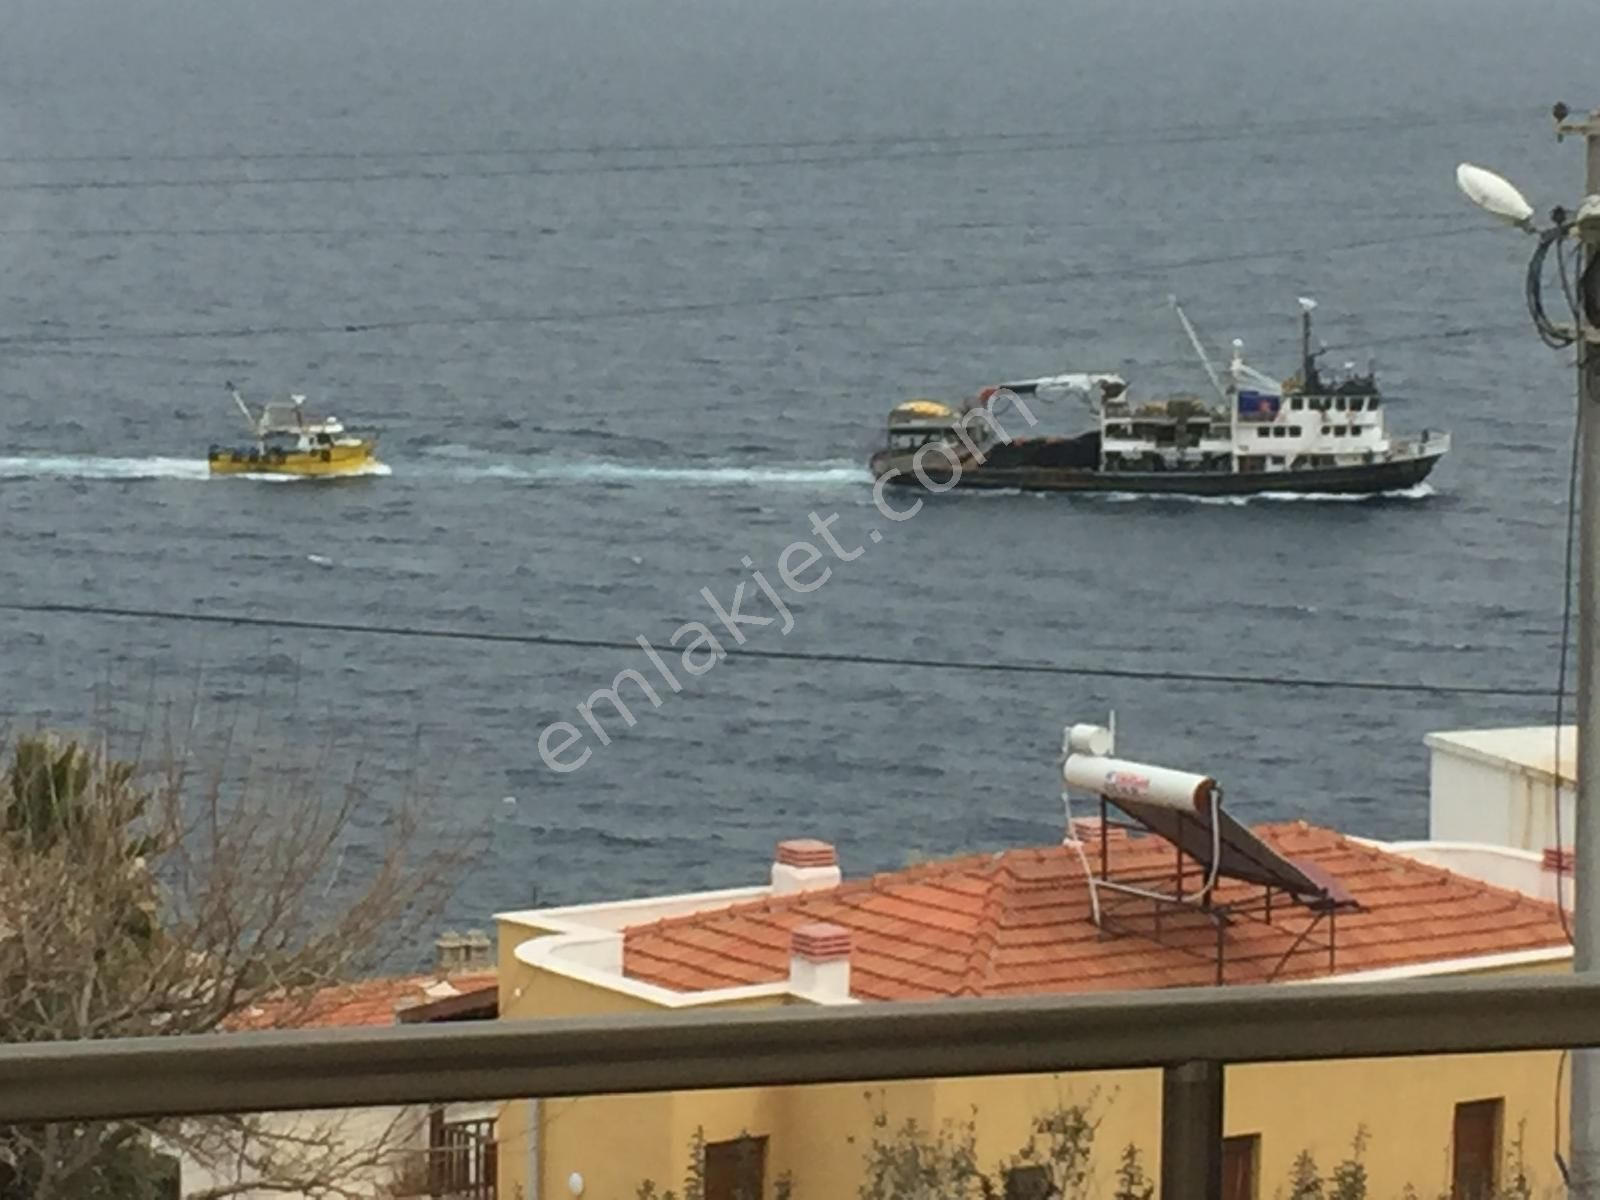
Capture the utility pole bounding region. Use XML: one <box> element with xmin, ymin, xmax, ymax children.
<box><xmin>1561</xmin><ymin>101</ymin><xmax>1600</xmax><ymax>1200</ymax></box>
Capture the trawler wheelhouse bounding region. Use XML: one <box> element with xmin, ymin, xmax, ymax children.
<box><xmin>884</xmin><ymin>399</ymin><xmax>965</xmax><ymax>454</ymax></box>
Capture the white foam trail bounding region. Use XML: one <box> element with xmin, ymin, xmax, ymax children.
<box><xmin>0</xmin><ymin>455</ymin><xmax>212</xmax><ymax>480</ymax></box>
<box><xmin>0</xmin><ymin>456</ymin><xmax>392</xmax><ymax>482</ymax></box>
<box><xmin>524</xmin><ymin>461</ymin><xmax>868</xmax><ymax>486</ymax></box>
<box><xmin>1094</xmin><ymin>482</ymin><xmax>1436</xmax><ymax>506</ymax></box>
<box><xmin>410</xmin><ymin>455</ymin><xmax>870</xmax><ymax>487</ymax></box>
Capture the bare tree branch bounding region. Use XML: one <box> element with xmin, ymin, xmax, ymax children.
<box><xmin>0</xmin><ymin>719</ymin><xmax>482</xmax><ymax>1200</ymax></box>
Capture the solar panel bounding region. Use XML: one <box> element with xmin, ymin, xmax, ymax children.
<box><xmin>1101</xmin><ymin>792</ymin><xmax>1353</xmax><ymax>908</ymax></box>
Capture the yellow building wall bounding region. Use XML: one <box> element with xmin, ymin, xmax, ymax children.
<box><xmin>493</xmin><ymin>918</ymin><xmax>794</xmax><ymax>1200</ymax></box>
<box><xmin>496</xmin><ymin>920</ymin><xmax>1569</xmax><ymax>1200</ymax></box>
<box><xmin>518</xmin><ymin>1056</ymin><xmax>1560</xmax><ymax>1200</ymax></box>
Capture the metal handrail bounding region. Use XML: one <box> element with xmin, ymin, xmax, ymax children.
<box><xmin>0</xmin><ymin>972</ymin><xmax>1596</xmax><ymax>1125</ymax></box>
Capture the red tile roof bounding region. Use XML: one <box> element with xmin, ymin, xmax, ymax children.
<box><xmin>230</xmin><ymin>971</ymin><xmax>498</xmax><ymax>1030</ymax></box>
<box><xmin>623</xmin><ymin>824</ymin><xmax>1569</xmax><ymax>1001</ymax></box>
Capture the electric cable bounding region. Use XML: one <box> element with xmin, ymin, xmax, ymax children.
<box><xmin>0</xmin><ymin>600</ymin><xmax>1567</xmax><ymax>700</ymax></box>
<box><xmin>0</xmin><ymin>224</ymin><xmax>1495</xmax><ymax>348</ymax></box>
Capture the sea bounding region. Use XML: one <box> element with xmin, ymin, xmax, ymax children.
<box><xmin>0</xmin><ymin>0</ymin><xmax>1594</xmax><ymax>928</ymax></box>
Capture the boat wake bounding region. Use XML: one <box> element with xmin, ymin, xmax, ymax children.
<box><xmin>0</xmin><ymin>455</ymin><xmax>213</xmax><ymax>481</ymax></box>
<box><xmin>0</xmin><ymin>452</ymin><xmax>854</xmax><ymax>488</ymax></box>
<box><xmin>409</xmin><ymin>452</ymin><xmax>870</xmax><ymax>488</ymax></box>
<box><xmin>481</xmin><ymin>460</ymin><xmax>869</xmax><ymax>487</ymax></box>
<box><xmin>0</xmin><ymin>455</ymin><xmax>394</xmax><ymax>482</ymax></box>
<box><xmin>1094</xmin><ymin>482</ymin><xmax>1437</xmax><ymax>506</ymax></box>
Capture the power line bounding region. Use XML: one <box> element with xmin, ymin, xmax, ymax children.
<box><xmin>0</xmin><ymin>211</ymin><xmax>1471</xmax><ymax>242</ymax></box>
<box><xmin>0</xmin><ymin>601</ymin><xmax>1562</xmax><ymax>700</ymax></box>
<box><xmin>0</xmin><ymin>133</ymin><xmax>1305</xmax><ymax>193</ymax></box>
<box><xmin>0</xmin><ymin>105</ymin><xmax>1529</xmax><ymax>169</ymax></box>
<box><xmin>0</xmin><ymin>111</ymin><xmax>1537</xmax><ymax>195</ymax></box>
<box><xmin>0</xmin><ymin>225</ymin><xmax>1496</xmax><ymax>348</ymax></box>
<box><xmin>1</xmin><ymin>318</ymin><xmax>1528</xmax><ymax>397</ymax></box>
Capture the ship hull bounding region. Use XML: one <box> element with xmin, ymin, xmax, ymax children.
<box><xmin>208</xmin><ymin>443</ymin><xmax>380</xmax><ymax>478</ymax></box>
<box><xmin>868</xmin><ymin>447</ymin><xmax>1444</xmax><ymax>497</ymax></box>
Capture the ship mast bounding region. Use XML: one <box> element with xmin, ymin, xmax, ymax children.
<box><xmin>224</xmin><ymin>381</ymin><xmax>261</xmax><ymax>440</ymax></box>
<box><xmin>1170</xmin><ymin>297</ymin><xmax>1235</xmax><ymax>472</ymax></box>
<box><xmin>1298</xmin><ymin>296</ymin><xmax>1318</xmax><ymax>392</ymax></box>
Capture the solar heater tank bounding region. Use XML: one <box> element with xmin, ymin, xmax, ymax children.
<box><xmin>1062</xmin><ymin>754</ymin><xmax>1217</xmax><ymax>813</ymax></box>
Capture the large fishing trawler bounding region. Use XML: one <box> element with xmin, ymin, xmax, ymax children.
<box><xmin>869</xmin><ymin>299</ymin><xmax>1448</xmax><ymax>497</ymax></box>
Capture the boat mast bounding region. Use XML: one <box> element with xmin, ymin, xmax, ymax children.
<box><xmin>1170</xmin><ymin>297</ymin><xmax>1235</xmax><ymax>472</ymax></box>
<box><xmin>1171</xmin><ymin>297</ymin><xmax>1229</xmax><ymax>405</ymax></box>
<box><xmin>1298</xmin><ymin>296</ymin><xmax>1318</xmax><ymax>391</ymax></box>
<box><xmin>224</xmin><ymin>381</ymin><xmax>261</xmax><ymax>441</ymax></box>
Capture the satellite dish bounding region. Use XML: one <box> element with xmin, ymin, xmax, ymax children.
<box><xmin>1456</xmin><ymin>163</ymin><xmax>1535</xmax><ymax>230</ymax></box>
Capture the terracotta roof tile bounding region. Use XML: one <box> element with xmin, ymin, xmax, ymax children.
<box><xmin>621</xmin><ymin>825</ymin><xmax>1570</xmax><ymax>1001</ymax></box>
<box><xmin>229</xmin><ymin>971</ymin><xmax>498</xmax><ymax>1030</ymax></box>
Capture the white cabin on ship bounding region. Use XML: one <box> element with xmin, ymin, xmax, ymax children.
<box><xmin>1093</xmin><ymin>340</ymin><xmax>1442</xmax><ymax>478</ymax></box>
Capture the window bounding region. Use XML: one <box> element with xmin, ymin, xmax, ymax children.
<box><xmin>1272</xmin><ymin>427</ymin><xmax>1287</xmax><ymax>438</ymax></box>
<box><xmin>1289</xmin><ymin>426</ymin><xmax>1302</xmax><ymax>437</ymax></box>
<box><xmin>1334</xmin><ymin>427</ymin><xmax>1347</xmax><ymax>437</ymax></box>
<box><xmin>1335</xmin><ymin>397</ymin><xmax>1347</xmax><ymax>411</ymax></box>
<box><xmin>1268</xmin><ymin>456</ymin><xmax>1284</xmax><ymax>467</ymax></box>
<box><xmin>427</xmin><ymin>1110</ymin><xmax>497</xmax><ymax>1199</ymax></box>
<box><xmin>1223</xmin><ymin>1135</ymin><xmax>1259</xmax><ymax>1200</ymax></box>
<box><xmin>1256</xmin><ymin>428</ymin><xmax>1271</xmax><ymax>439</ymax></box>
<box><xmin>1452</xmin><ymin>1099</ymin><xmax>1502</xmax><ymax>1200</ymax></box>
<box><xmin>1321</xmin><ymin>426</ymin><xmax>1331</xmax><ymax>435</ymax></box>
<box><xmin>1290</xmin><ymin>397</ymin><xmax>1304</xmax><ymax>411</ymax></box>
<box><xmin>706</xmin><ymin>1135</ymin><xmax>768</xmax><ymax>1200</ymax></box>
<box><xmin>1004</xmin><ymin>1164</ymin><xmax>1055</xmax><ymax>1200</ymax></box>
<box><xmin>1350</xmin><ymin>397</ymin><xmax>1364</xmax><ymax>411</ymax></box>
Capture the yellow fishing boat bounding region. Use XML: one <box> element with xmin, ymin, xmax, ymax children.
<box><xmin>209</xmin><ymin>382</ymin><xmax>381</xmax><ymax>477</ymax></box>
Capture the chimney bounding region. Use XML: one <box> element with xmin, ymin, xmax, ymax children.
<box><xmin>434</xmin><ymin>929</ymin><xmax>465</xmax><ymax>975</ymax></box>
<box><xmin>463</xmin><ymin>928</ymin><xmax>493</xmax><ymax>970</ymax></box>
<box><xmin>1067</xmin><ymin>816</ymin><xmax>1103</xmax><ymax>844</ymax></box>
<box><xmin>788</xmin><ymin>922</ymin><xmax>852</xmax><ymax>1002</ymax></box>
<box><xmin>771</xmin><ymin>839</ymin><xmax>841</xmax><ymax>895</ymax></box>
<box><xmin>1544</xmin><ymin>846</ymin><xmax>1576</xmax><ymax>875</ymax></box>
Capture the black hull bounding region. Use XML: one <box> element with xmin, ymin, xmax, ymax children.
<box><xmin>868</xmin><ymin>449</ymin><xmax>1444</xmax><ymax>497</ymax></box>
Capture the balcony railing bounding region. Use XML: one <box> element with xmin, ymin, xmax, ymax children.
<box><xmin>3</xmin><ymin>973</ymin><xmax>1599</xmax><ymax>1200</ymax></box>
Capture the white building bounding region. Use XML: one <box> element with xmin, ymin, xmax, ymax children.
<box><xmin>1425</xmin><ymin>725</ymin><xmax>1575</xmax><ymax>854</ymax></box>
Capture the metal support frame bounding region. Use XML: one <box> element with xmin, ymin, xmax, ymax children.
<box><xmin>1087</xmin><ymin>797</ymin><xmax>1342</xmax><ymax>983</ymax></box>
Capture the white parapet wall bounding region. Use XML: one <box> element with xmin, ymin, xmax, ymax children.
<box><xmin>1424</xmin><ymin>725</ymin><xmax>1575</xmax><ymax>852</ymax></box>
